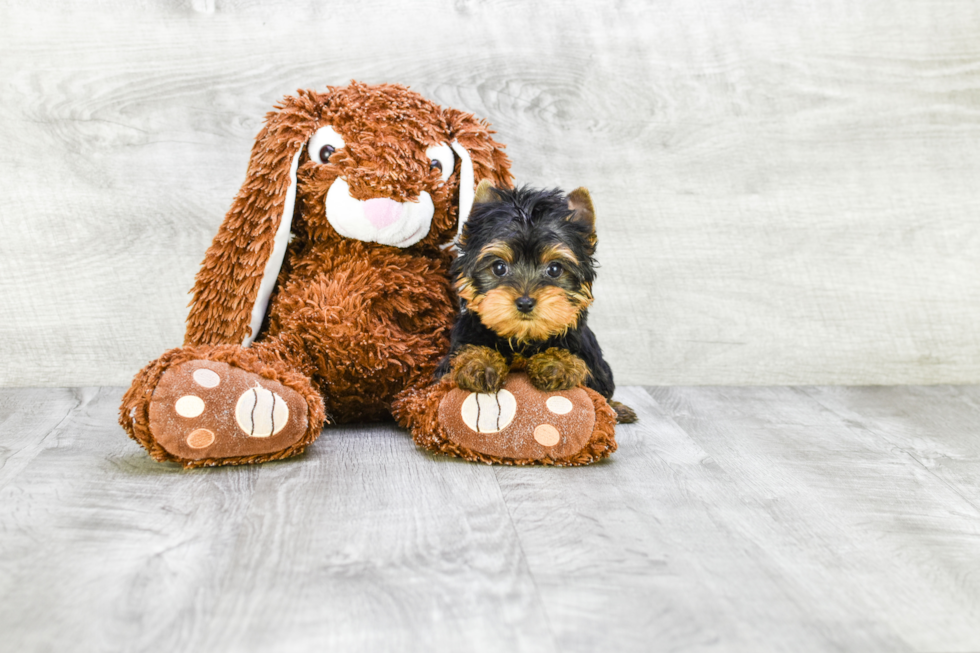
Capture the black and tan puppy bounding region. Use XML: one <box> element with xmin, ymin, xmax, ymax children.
<box><xmin>436</xmin><ymin>181</ymin><xmax>636</xmax><ymax>423</ymax></box>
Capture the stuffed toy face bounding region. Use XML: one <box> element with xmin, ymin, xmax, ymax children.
<box><xmin>295</xmin><ymin>84</ymin><xmax>486</xmax><ymax>248</ymax></box>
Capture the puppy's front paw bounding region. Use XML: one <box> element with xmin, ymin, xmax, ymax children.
<box><xmin>451</xmin><ymin>345</ymin><xmax>509</xmax><ymax>393</ymax></box>
<box><xmin>527</xmin><ymin>348</ymin><xmax>589</xmax><ymax>391</ymax></box>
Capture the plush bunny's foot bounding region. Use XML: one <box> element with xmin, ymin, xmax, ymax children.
<box><xmin>121</xmin><ymin>345</ymin><xmax>326</xmax><ymax>468</ymax></box>
<box><xmin>394</xmin><ymin>372</ymin><xmax>617</xmax><ymax>466</ymax></box>
<box><xmin>148</xmin><ymin>360</ymin><xmax>310</xmax><ymax>463</ymax></box>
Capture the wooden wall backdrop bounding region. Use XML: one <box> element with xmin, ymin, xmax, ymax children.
<box><xmin>2</xmin><ymin>0</ymin><xmax>980</xmax><ymax>387</ymax></box>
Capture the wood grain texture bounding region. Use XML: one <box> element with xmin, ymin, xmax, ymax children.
<box><xmin>3</xmin><ymin>384</ymin><xmax>980</xmax><ymax>651</ymax></box>
<box><xmin>799</xmin><ymin>385</ymin><xmax>980</xmax><ymax>515</ymax></box>
<box><xmin>0</xmin><ymin>387</ymin><xmax>552</xmax><ymax>653</ymax></box>
<box><xmin>2</xmin><ymin>0</ymin><xmax>980</xmax><ymax>386</ymax></box>
<box><xmin>645</xmin><ymin>384</ymin><xmax>980</xmax><ymax>652</ymax></box>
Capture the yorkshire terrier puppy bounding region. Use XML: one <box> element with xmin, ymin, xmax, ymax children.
<box><xmin>435</xmin><ymin>182</ymin><xmax>637</xmax><ymax>424</ymax></box>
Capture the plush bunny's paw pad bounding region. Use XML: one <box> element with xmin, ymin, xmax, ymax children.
<box><xmin>148</xmin><ymin>360</ymin><xmax>308</xmax><ymax>462</ymax></box>
<box><xmin>438</xmin><ymin>373</ymin><xmax>597</xmax><ymax>463</ymax></box>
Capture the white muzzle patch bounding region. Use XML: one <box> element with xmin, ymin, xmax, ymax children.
<box><xmin>325</xmin><ymin>177</ymin><xmax>434</xmax><ymax>248</ymax></box>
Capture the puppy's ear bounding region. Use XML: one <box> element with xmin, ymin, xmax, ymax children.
<box><xmin>184</xmin><ymin>91</ymin><xmax>322</xmax><ymax>348</ymax></box>
<box><xmin>474</xmin><ymin>179</ymin><xmax>496</xmax><ymax>205</ymax></box>
<box><xmin>567</xmin><ymin>187</ymin><xmax>597</xmax><ymax>236</ymax></box>
<box><xmin>443</xmin><ymin>108</ymin><xmax>513</xmax><ymax>239</ymax></box>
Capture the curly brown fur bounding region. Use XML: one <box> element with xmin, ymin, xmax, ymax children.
<box><xmin>450</xmin><ymin>345</ymin><xmax>509</xmax><ymax>394</ymax></box>
<box><xmin>526</xmin><ymin>347</ymin><xmax>589</xmax><ymax>392</ymax></box>
<box><xmin>259</xmin><ymin>240</ymin><xmax>457</xmax><ymax>422</ymax></box>
<box><xmin>122</xmin><ymin>82</ymin><xmax>513</xmax><ymax>465</ymax></box>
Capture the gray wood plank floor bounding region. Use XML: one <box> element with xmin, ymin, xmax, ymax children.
<box><xmin>1</xmin><ymin>385</ymin><xmax>979</xmax><ymax>653</ymax></box>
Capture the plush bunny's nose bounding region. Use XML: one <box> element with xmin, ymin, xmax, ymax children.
<box><xmin>363</xmin><ymin>198</ymin><xmax>403</xmax><ymax>229</ymax></box>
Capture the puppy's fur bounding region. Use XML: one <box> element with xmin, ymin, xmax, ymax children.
<box><xmin>436</xmin><ymin>183</ymin><xmax>637</xmax><ymax>423</ymax></box>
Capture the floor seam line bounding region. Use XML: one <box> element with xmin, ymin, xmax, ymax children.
<box><xmin>491</xmin><ymin>466</ymin><xmax>562</xmax><ymax>653</ymax></box>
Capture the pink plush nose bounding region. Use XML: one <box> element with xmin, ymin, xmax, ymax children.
<box><xmin>363</xmin><ymin>198</ymin><xmax>403</xmax><ymax>229</ymax></box>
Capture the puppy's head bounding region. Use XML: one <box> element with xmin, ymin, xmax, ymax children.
<box><xmin>453</xmin><ymin>183</ymin><xmax>598</xmax><ymax>342</ymax></box>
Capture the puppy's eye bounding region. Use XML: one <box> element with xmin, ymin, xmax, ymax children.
<box><xmin>308</xmin><ymin>125</ymin><xmax>345</xmax><ymax>166</ymax></box>
<box><xmin>424</xmin><ymin>143</ymin><xmax>454</xmax><ymax>184</ymax></box>
<box><xmin>546</xmin><ymin>262</ymin><xmax>564</xmax><ymax>278</ymax></box>
<box><xmin>491</xmin><ymin>261</ymin><xmax>509</xmax><ymax>277</ymax></box>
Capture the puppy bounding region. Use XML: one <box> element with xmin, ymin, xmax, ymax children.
<box><xmin>435</xmin><ymin>182</ymin><xmax>637</xmax><ymax>423</ymax></box>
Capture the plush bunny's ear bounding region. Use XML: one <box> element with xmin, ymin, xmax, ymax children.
<box><xmin>450</xmin><ymin>140</ymin><xmax>475</xmax><ymax>238</ymax></box>
<box><xmin>184</xmin><ymin>93</ymin><xmax>320</xmax><ymax>348</ymax></box>
<box><xmin>443</xmin><ymin>107</ymin><xmax>513</xmax><ymax>241</ymax></box>
<box><xmin>243</xmin><ymin>148</ymin><xmax>301</xmax><ymax>346</ymax></box>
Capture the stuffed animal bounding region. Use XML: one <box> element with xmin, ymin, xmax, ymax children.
<box><xmin>120</xmin><ymin>81</ymin><xmax>620</xmax><ymax>468</ymax></box>
<box><xmin>120</xmin><ymin>82</ymin><xmax>512</xmax><ymax>466</ymax></box>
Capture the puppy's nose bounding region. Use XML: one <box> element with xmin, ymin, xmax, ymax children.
<box><xmin>515</xmin><ymin>296</ymin><xmax>536</xmax><ymax>313</ymax></box>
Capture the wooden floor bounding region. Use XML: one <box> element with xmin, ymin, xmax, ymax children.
<box><xmin>1</xmin><ymin>385</ymin><xmax>979</xmax><ymax>653</ymax></box>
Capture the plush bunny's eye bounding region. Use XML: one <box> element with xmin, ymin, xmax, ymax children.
<box><xmin>424</xmin><ymin>143</ymin><xmax>454</xmax><ymax>184</ymax></box>
<box><xmin>308</xmin><ymin>125</ymin><xmax>345</xmax><ymax>165</ymax></box>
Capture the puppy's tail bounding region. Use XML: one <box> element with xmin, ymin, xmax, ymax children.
<box><xmin>610</xmin><ymin>400</ymin><xmax>638</xmax><ymax>424</ymax></box>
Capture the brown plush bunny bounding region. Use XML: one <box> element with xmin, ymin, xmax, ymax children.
<box><xmin>120</xmin><ymin>82</ymin><xmax>512</xmax><ymax>467</ymax></box>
